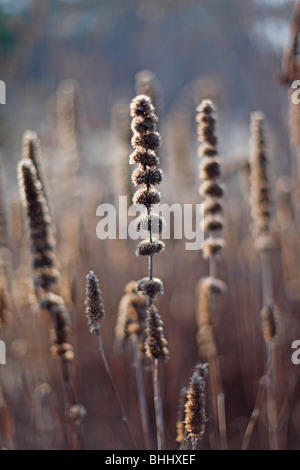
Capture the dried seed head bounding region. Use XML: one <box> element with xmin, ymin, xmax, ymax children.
<box><xmin>129</xmin><ymin>148</ymin><xmax>159</xmax><ymax>166</ymax></box>
<box><xmin>145</xmin><ymin>305</ymin><xmax>169</xmax><ymax>361</ymax></box>
<box><xmin>196</xmin><ymin>100</ymin><xmax>217</xmax><ymax>153</ymax></box>
<box><xmin>185</xmin><ymin>370</ymin><xmax>207</xmax><ymax>442</ymax></box>
<box><xmin>203</xmin><ymin>198</ymin><xmax>223</xmax><ymax>216</ymax></box>
<box><xmin>135</xmin><ymin>239</ymin><xmax>165</xmax><ymax>256</ymax></box>
<box><xmin>199</xmin><ymin>158</ymin><xmax>221</xmax><ymax>180</ymax></box>
<box><xmin>18</xmin><ymin>159</ymin><xmax>57</xmax><ymax>292</ymax></box>
<box><xmin>130</xmin><ymin>95</ymin><xmax>157</xmax><ymax>119</ymax></box>
<box><xmin>197</xmin><ymin>100</ymin><xmax>225</xmax><ymax>260</ymax></box>
<box><xmin>249</xmin><ymin>112</ymin><xmax>272</xmax><ymax>243</ymax></box>
<box><xmin>202</xmin><ymin>237</ymin><xmax>225</xmax><ymax>260</ymax></box>
<box><xmin>199</xmin><ymin>181</ymin><xmax>224</xmax><ymax>199</ymax></box>
<box><xmin>132</xmin><ymin>187</ymin><xmax>161</xmax><ymax>207</ymax></box>
<box><xmin>137</xmin><ymin>277</ymin><xmax>164</xmax><ymax>298</ymax></box>
<box><xmin>132</xmin><ymin>166</ymin><xmax>163</xmax><ymax>186</ymax></box>
<box><xmin>85</xmin><ymin>271</ymin><xmax>105</xmax><ymax>333</ymax></box>
<box><xmin>261</xmin><ymin>304</ymin><xmax>280</xmax><ymax>343</ymax></box>
<box><xmin>203</xmin><ymin>214</ymin><xmax>224</xmax><ymax>233</ymax></box>
<box><xmin>136</xmin><ymin>213</ymin><xmax>164</xmax><ymax>234</ymax></box>
<box><xmin>22</xmin><ymin>130</ymin><xmax>48</xmax><ymax>201</ymax></box>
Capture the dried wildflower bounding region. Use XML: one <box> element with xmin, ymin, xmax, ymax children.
<box><xmin>145</xmin><ymin>305</ymin><xmax>169</xmax><ymax>362</ymax></box>
<box><xmin>18</xmin><ymin>159</ymin><xmax>58</xmax><ymax>292</ymax></box>
<box><xmin>197</xmin><ymin>100</ymin><xmax>225</xmax><ymax>254</ymax></box>
<box><xmin>136</xmin><ymin>213</ymin><xmax>164</xmax><ymax>234</ymax></box>
<box><xmin>85</xmin><ymin>271</ymin><xmax>105</xmax><ymax>333</ymax></box>
<box><xmin>249</xmin><ymin>112</ymin><xmax>272</xmax><ymax>247</ymax></box>
<box><xmin>137</xmin><ymin>277</ymin><xmax>164</xmax><ymax>298</ymax></box>
<box><xmin>185</xmin><ymin>370</ymin><xmax>207</xmax><ymax>442</ymax></box>
<box><xmin>135</xmin><ymin>240</ymin><xmax>165</xmax><ymax>256</ymax></box>
<box><xmin>22</xmin><ymin>130</ymin><xmax>48</xmax><ymax>201</ymax></box>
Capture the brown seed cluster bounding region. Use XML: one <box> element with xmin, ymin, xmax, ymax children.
<box><xmin>196</xmin><ymin>277</ymin><xmax>226</xmax><ymax>357</ymax></box>
<box><xmin>249</xmin><ymin>112</ymin><xmax>272</xmax><ymax>250</ymax></box>
<box><xmin>85</xmin><ymin>271</ymin><xmax>105</xmax><ymax>333</ymax></box>
<box><xmin>184</xmin><ymin>366</ymin><xmax>207</xmax><ymax>442</ymax></box>
<box><xmin>145</xmin><ymin>305</ymin><xmax>169</xmax><ymax>362</ymax></box>
<box><xmin>18</xmin><ymin>158</ymin><xmax>74</xmax><ymax>361</ymax></box>
<box><xmin>197</xmin><ymin>100</ymin><xmax>225</xmax><ymax>260</ymax></box>
<box><xmin>130</xmin><ymin>95</ymin><xmax>169</xmax><ymax>362</ymax></box>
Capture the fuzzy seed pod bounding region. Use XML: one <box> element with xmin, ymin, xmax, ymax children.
<box><xmin>185</xmin><ymin>371</ymin><xmax>207</xmax><ymax>441</ymax></box>
<box><xmin>261</xmin><ymin>304</ymin><xmax>280</xmax><ymax>343</ymax></box>
<box><xmin>129</xmin><ymin>148</ymin><xmax>159</xmax><ymax>167</ymax></box>
<box><xmin>132</xmin><ymin>166</ymin><xmax>163</xmax><ymax>186</ymax></box>
<box><xmin>18</xmin><ymin>159</ymin><xmax>58</xmax><ymax>292</ymax></box>
<box><xmin>249</xmin><ymin>112</ymin><xmax>272</xmax><ymax>244</ymax></box>
<box><xmin>199</xmin><ymin>181</ymin><xmax>224</xmax><ymax>199</ymax></box>
<box><xmin>199</xmin><ymin>158</ymin><xmax>221</xmax><ymax>180</ymax></box>
<box><xmin>136</xmin><ymin>213</ymin><xmax>164</xmax><ymax>234</ymax></box>
<box><xmin>137</xmin><ymin>277</ymin><xmax>164</xmax><ymax>298</ymax></box>
<box><xmin>22</xmin><ymin>130</ymin><xmax>48</xmax><ymax>201</ymax></box>
<box><xmin>203</xmin><ymin>214</ymin><xmax>224</xmax><ymax>233</ymax></box>
<box><xmin>197</xmin><ymin>100</ymin><xmax>225</xmax><ymax>259</ymax></box>
<box><xmin>145</xmin><ymin>305</ymin><xmax>169</xmax><ymax>361</ymax></box>
<box><xmin>135</xmin><ymin>240</ymin><xmax>165</xmax><ymax>256</ymax></box>
<box><xmin>85</xmin><ymin>271</ymin><xmax>105</xmax><ymax>333</ymax></box>
<box><xmin>203</xmin><ymin>198</ymin><xmax>223</xmax><ymax>216</ymax></box>
<box><xmin>132</xmin><ymin>186</ymin><xmax>161</xmax><ymax>207</ymax></box>
<box><xmin>202</xmin><ymin>237</ymin><xmax>225</xmax><ymax>260</ymax></box>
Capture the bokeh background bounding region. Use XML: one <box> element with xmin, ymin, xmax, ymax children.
<box><xmin>0</xmin><ymin>0</ymin><xmax>299</xmax><ymax>451</ymax></box>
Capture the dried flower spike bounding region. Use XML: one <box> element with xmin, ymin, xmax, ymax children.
<box><xmin>85</xmin><ymin>271</ymin><xmax>105</xmax><ymax>333</ymax></box>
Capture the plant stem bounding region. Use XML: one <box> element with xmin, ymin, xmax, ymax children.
<box><xmin>152</xmin><ymin>358</ymin><xmax>164</xmax><ymax>450</ymax></box>
<box><xmin>96</xmin><ymin>331</ymin><xmax>137</xmax><ymax>450</ymax></box>
<box><xmin>131</xmin><ymin>334</ymin><xmax>151</xmax><ymax>449</ymax></box>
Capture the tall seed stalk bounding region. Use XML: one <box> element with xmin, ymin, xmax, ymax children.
<box><xmin>196</xmin><ymin>99</ymin><xmax>228</xmax><ymax>450</ymax></box>
<box><xmin>17</xmin><ymin>153</ymin><xmax>86</xmax><ymax>450</ymax></box>
<box><xmin>248</xmin><ymin>112</ymin><xmax>280</xmax><ymax>450</ymax></box>
<box><xmin>130</xmin><ymin>95</ymin><xmax>169</xmax><ymax>450</ymax></box>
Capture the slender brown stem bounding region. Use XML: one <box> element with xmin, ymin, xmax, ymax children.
<box><xmin>152</xmin><ymin>358</ymin><xmax>164</xmax><ymax>450</ymax></box>
<box><xmin>59</xmin><ymin>358</ymin><xmax>87</xmax><ymax>450</ymax></box>
<box><xmin>260</xmin><ymin>250</ymin><xmax>278</xmax><ymax>450</ymax></box>
<box><xmin>208</xmin><ymin>253</ymin><xmax>228</xmax><ymax>450</ymax></box>
<box><xmin>96</xmin><ymin>331</ymin><xmax>137</xmax><ymax>450</ymax></box>
<box><xmin>131</xmin><ymin>334</ymin><xmax>151</xmax><ymax>449</ymax></box>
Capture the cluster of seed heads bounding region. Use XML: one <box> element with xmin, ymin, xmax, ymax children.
<box><xmin>197</xmin><ymin>100</ymin><xmax>225</xmax><ymax>260</ymax></box>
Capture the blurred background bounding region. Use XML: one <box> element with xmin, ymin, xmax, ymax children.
<box><xmin>0</xmin><ymin>0</ymin><xmax>299</xmax><ymax>451</ymax></box>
